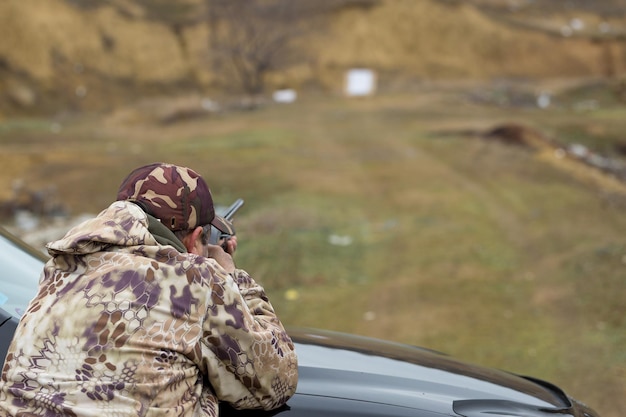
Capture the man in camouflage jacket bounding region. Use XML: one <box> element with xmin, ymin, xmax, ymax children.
<box><xmin>0</xmin><ymin>163</ymin><xmax>298</xmax><ymax>416</ymax></box>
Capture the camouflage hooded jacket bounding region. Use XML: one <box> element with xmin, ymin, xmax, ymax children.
<box><xmin>0</xmin><ymin>201</ymin><xmax>298</xmax><ymax>417</ymax></box>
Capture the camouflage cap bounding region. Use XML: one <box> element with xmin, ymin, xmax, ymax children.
<box><xmin>116</xmin><ymin>162</ymin><xmax>233</xmax><ymax>234</ymax></box>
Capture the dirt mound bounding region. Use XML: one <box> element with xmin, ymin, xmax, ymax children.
<box><xmin>484</xmin><ymin>123</ymin><xmax>554</xmax><ymax>149</ymax></box>
<box><xmin>317</xmin><ymin>0</ymin><xmax>613</xmax><ymax>80</ymax></box>
<box><xmin>484</xmin><ymin>122</ymin><xmax>626</xmax><ymax>197</ymax></box>
<box><xmin>0</xmin><ymin>0</ymin><xmax>625</xmax><ymax>114</ymax></box>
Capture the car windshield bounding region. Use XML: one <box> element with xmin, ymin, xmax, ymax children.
<box><xmin>0</xmin><ymin>228</ymin><xmax>44</xmax><ymax>319</ymax></box>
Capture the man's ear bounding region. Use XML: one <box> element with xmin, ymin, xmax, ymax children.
<box><xmin>183</xmin><ymin>226</ymin><xmax>204</xmax><ymax>254</ymax></box>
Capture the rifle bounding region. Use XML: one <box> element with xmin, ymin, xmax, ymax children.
<box><xmin>208</xmin><ymin>198</ymin><xmax>244</xmax><ymax>246</ymax></box>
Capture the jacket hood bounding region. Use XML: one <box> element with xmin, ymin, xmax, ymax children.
<box><xmin>46</xmin><ymin>201</ymin><xmax>158</xmax><ymax>256</ymax></box>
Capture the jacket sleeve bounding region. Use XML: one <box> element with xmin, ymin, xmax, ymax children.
<box><xmin>198</xmin><ymin>266</ymin><xmax>298</xmax><ymax>411</ymax></box>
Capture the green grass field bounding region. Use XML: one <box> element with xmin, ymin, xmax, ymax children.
<box><xmin>1</xmin><ymin>82</ymin><xmax>625</xmax><ymax>416</ymax></box>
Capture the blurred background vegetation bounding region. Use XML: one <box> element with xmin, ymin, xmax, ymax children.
<box><xmin>0</xmin><ymin>1</ymin><xmax>625</xmax><ymax>416</ymax></box>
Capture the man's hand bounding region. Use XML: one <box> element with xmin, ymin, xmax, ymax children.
<box><xmin>220</xmin><ymin>235</ymin><xmax>238</xmax><ymax>255</ymax></box>
<box><xmin>205</xmin><ymin>241</ymin><xmax>236</xmax><ymax>274</ymax></box>
<box><xmin>187</xmin><ymin>227</ymin><xmax>237</xmax><ymax>274</ymax></box>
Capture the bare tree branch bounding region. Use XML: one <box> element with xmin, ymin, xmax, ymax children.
<box><xmin>205</xmin><ymin>0</ymin><xmax>332</xmax><ymax>96</ymax></box>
